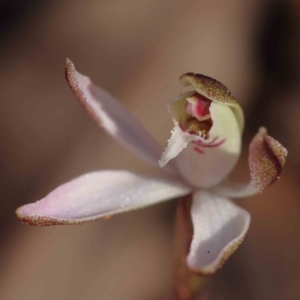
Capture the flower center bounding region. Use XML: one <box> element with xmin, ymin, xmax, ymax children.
<box><xmin>181</xmin><ymin>93</ymin><xmax>212</xmax><ymax>138</ymax></box>
<box><xmin>185</xmin><ymin>94</ymin><xmax>211</xmax><ymax>121</ymax></box>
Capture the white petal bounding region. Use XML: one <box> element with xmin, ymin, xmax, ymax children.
<box><xmin>65</xmin><ymin>59</ymin><xmax>177</xmax><ymax>175</ymax></box>
<box><xmin>176</xmin><ymin>102</ymin><xmax>242</xmax><ymax>188</ymax></box>
<box><xmin>158</xmin><ymin>125</ymin><xmax>197</xmax><ymax>167</ymax></box>
<box><xmin>16</xmin><ymin>170</ymin><xmax>191</xmax><ymax>226</ymax></box>
<box><xmin>187</xmin><ymin>190</ymin><xmax>250</xmax><ymax>275</ymax></box>
<box><xmin>212</xmin><ymin>127</ymin><xmax>288</xmax><ymax>198</ymax></box>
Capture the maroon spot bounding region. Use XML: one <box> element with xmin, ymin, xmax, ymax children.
<box><xmin>194</xmin><ymin>147</ymin><xmax>204</xmax><ymax>154</ymax></box>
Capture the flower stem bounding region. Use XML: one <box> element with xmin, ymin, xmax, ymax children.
<box><xmin>170</xmin><ymin>196</ymin><xmax>210</xmax><ymax>300</ymax></box>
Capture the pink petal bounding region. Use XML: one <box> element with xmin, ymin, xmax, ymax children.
<box><xmin>187</xmin><ymin>190</ymin><xmax>250</xmax><ymax>275</ymax></box>
<box><xmin>16</xmin><ymin>171</ymin><xmax>191</xmax><ymax>226</ymax></box>
<box><xmin>65</xmin><ymin>59</ymin><xmax>178</xmax><ymax>175</ymax></box>
<box><xmin>212</xmin><ymin>127</ymin><xmax>288</xmax><ymax>198</ymax></box>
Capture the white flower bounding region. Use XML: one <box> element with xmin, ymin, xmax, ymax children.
<box><xmin>16</xmin><ymin>60</ymin><xmax>287</xmax><ymax>275</ymax></box>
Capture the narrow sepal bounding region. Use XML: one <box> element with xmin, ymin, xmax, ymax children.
<box><xmin>65</xmin><ymin>59</ymin><xmax>178</xmax><ymax>174</ymax></box>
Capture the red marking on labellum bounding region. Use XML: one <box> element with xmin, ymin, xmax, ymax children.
<box><xmin>193</xmin><ymin>137</ymin><xmax>218</xmax><ymax>146</ymax></box>
<box><xmin>193</xmin><ymin>137</ymin><xmax>226</xmax><ymax>154</ymax></box>
<box><xmin>200</xmin><ymin>139</ymin><xmax>225</xmax><ymax>148</ymax></box>
<box><xmin>194</xmin><ymin>147</ymin><xmax>204</xmax><ymax>154</ymax></box>
<box><xmin>193</xmin><ymin>137</ymin><xmax>225</xmax><ymax>147</ymax></box>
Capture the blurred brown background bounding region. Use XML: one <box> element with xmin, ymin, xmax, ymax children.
<box><xmin>1</xmin><ymin>0</ymin><xmax>300</xmax><ymax>299</ymax></box>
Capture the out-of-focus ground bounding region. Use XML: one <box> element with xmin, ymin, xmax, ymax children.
<box><xmin>1</xmin><ymin>0</ymin><xmax>300</xmax><ymax>299</ymax></box>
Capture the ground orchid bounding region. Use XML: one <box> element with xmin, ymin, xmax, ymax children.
<box><xmin>16</xmin><ymin>59</ymin><xmax>287</xmax><ymax>277</ymax></box>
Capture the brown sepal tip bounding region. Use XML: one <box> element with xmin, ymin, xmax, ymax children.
<box><xmin>64</xmin><ymin>58</ymin><xmax>102</xmax><ymax>127</ymax></box>
<box><xmin>191</xmin><ymin>233</ymin><xmax>247</xmax><ymax>276</ymax></box>
<box><xmin>16</xmin><ymin>211</ymin><xmax>85</xmax><ymax>226</ymax></box>
<box><xmin>250</xmin><ymin>127</ymin><xmax>287</xmax><ymax>191</ymax></box>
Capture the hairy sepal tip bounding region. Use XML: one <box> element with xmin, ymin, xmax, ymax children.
<box><xmin>250</xmin><ymin>127</ymin><xmax>287</xmax><ymax>191</ymax></box>
<box><xmin>15</xmin><ymin>208</ymin><xmax>84</xmax><ymax>226</ymax></box>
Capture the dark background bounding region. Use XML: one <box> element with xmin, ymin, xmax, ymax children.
<box><xmin>1</xmin><ymin>0</ymin><xmax>300</xmax><ymax>299</ymax></box>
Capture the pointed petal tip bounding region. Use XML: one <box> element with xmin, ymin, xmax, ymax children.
<box><xmin>64</xmin><ymin>58</ymin><xmax>103</xmax><ymax>128</ymax></box>
<box><xmin>65</xmin><ymin>58</ymin><xmax>76</xmax><ymax>85</ymax></box>
<box><xmin>65</xmin><ymin>58</ymin><xmax>73</xmax><ymax>65</ymax></box>
<box><xmin>258</xmin><ymin>126</ymin><xmax>267</xmax><ymax>134</ymax></box>
<box><xmin>65</xmin><ymin>58</ymin><xmax>79</xmax><ymax>88</ymax></box>
<box><xmin>65</xmin><ymin>58</ymin><xmax>76</xmax><ymax>80</ymax></box>
<box><xmin>158</xmin><ymin>160</ymin><xmax>165</xmax><ymax>168</ymax></box>
<box><xmin>15</xmin><ymin>206</ymin><xmax>84</xmax><ymax>226</ymax></box>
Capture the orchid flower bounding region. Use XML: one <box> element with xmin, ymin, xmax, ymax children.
<box><xmin>16</xmin><ymin>59</ymin><xmax>287</xmax><ymax>275</ymax></box>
